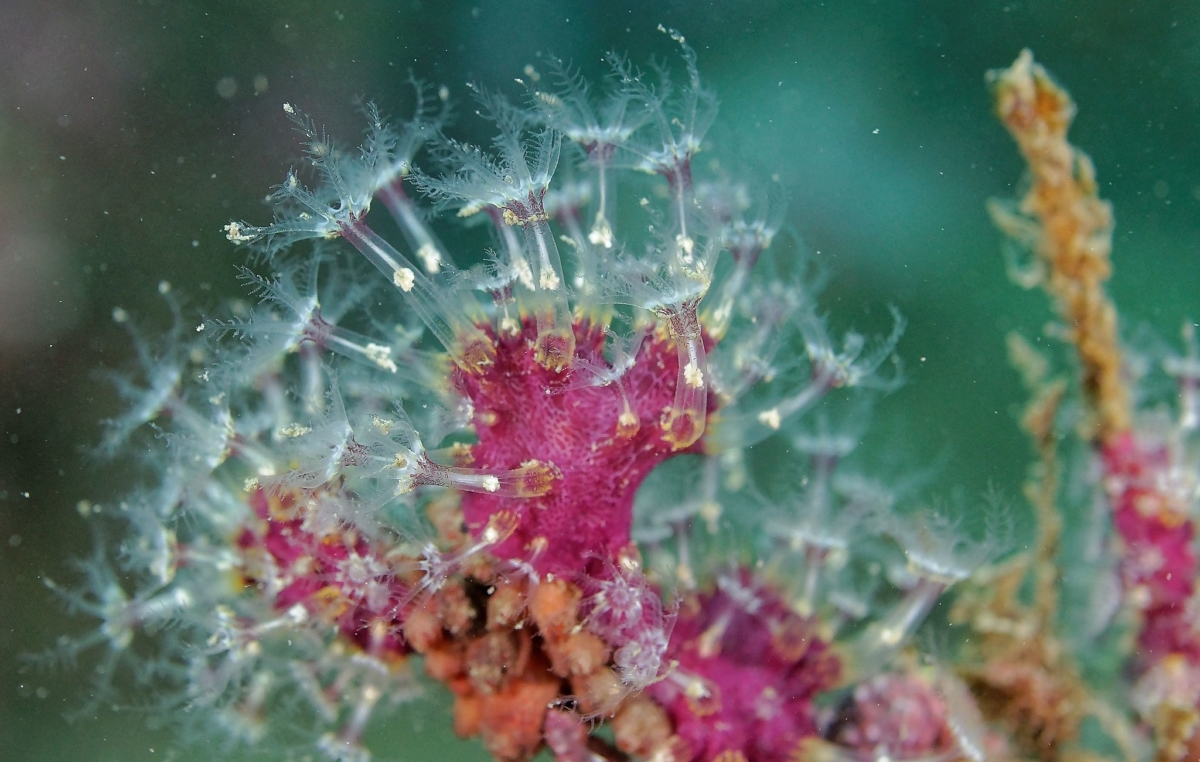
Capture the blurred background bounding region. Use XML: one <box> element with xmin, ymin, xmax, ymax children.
<box><xmin>2</xmin><ymin>1</ymin><xmax>1199</xmax><ymax>760</ymax></box>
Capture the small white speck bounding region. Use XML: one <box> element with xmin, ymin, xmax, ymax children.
<box><xmin>757</xmin><ymin>408</ymin><xmax>782</xmax><ymax>431</ymax></box>
<box><xmin>393</xmin><ymin>267</ymin><xmax>415</xmax><ymax>293</ymax></box>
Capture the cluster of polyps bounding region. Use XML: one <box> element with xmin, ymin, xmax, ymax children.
<box><xmin>48</xmin><ymin>33</ymin><xmax>1012</xmax><ymax>762</ymax></box>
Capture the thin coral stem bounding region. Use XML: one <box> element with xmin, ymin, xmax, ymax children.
<box><xmin>589</xmin><ymin>159</ymin><xmax>615</xmax><ymax>248</ymax></box>
<box><xmin>988</xmin><ymin>49</ymin><xmax>1130</xmax><ymax>443</ymax></box>
<box><xmin>377</xmin><ymin>178</ymin><xmax>453</xmax><ymax>274</ymax></box>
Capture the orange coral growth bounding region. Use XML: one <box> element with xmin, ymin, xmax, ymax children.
<box><xmin>987</xmin><ymin>49</ymin><xmax>1130</xmax><ymax>444</ymax></box>
<box><xmin>990</xmin><ymin>51</ymin><xmax>1200</xmax><ymax>762</ymax></box>
<box><xmin>397</xmin><ymin>500</ymin><xmax>687</xmax><ymax>762</ymax></box>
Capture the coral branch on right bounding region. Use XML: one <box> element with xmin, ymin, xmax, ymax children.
<box><xmin>986</xmin><ymin>49</ymin><xmax>1200</xmax><ymax>762</ymax></box>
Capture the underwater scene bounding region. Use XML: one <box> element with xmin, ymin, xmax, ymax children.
<box><xmin>3</xmin><ymin>2</ymin><xmax>1200</xmax><ymax>761</ymax></box>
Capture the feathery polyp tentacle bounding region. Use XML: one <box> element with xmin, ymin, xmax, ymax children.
<box><xmin>836</xmin><ymin>575</ymin><xmax>950</xmax><ymax>684</ymax></box>
<box><xmin>515</xmin><ymin>202</ymin><xmax>576</xmax><ymax>372</ymax></box>
<box><xmin>356</xmin><ymin>408</ymin><xmax>561</xmax><ymax>499</ymax></box>
<box><xmin>318</xmin><ymin>323</ymin><xmax>403</xmax><ymax>374</ymax></box>
<box><xmin>487</xmin><ymin>184</ymin><xmax>575</xmax><ymax>371</ymax></box>
<box><xmin>487</xmin><ymin>184</ymin><xmax>577</xmax><ymax>371</ymax></box>
<box><xmin>701</xmin><ymin>179</ymin><xmax>786</xmax><ymax>339</ymax></box>
<box><xmin>362</xmin><ymin>87</ymin><xmax>450</xmax><ymax>273</ymax></box>
<box><xmin>337</xmin><ymin>217</ymin><xmax>495</xmax><ymax>374</ymax></box>
<box><xmin>411</xmin><ymin>90</ymin><xmax>575</xmax><ymax>370</ymax></box>
<box><xmin>705</xmin><ymin>369</ymin><xmax>835</xmax><ymax>453</ymax></box>
<box><xmin>618</xmin><ymin>28</ymin><xmax>716</xmax><ymax>191</ymax></box>
<box><xmin>532</xmin><ymin>54</ymin><xmax>645</xmax><ymax>249</ymax></box>
<box><xmin>708</xmin><ymin>307</ymin><xmax>905</xmax><ymax>451</ymax></box>
<box><xmin>376</xmin><ymin>178</ymin><xmax>452</xmax><ymax>274</ymax></box>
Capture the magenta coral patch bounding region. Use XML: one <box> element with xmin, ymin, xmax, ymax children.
<box><xmin>646</xmin><ymin>570</ymin><xmax>840</xmax><ymax>762</ymax></box>
<box><xmin>242</xmin><ymin>488</ymin><xmax>412</xmax><ymax>657</ymax></box>
<box><xmin>456</xmin><ymin>319</ymin><xmax>708</xmax><ymax>576</ymax></box>
<box><xmin>1103</xmin><ymin>431</ymin><xmax>1200</xmax><ymax>661</ymax></box>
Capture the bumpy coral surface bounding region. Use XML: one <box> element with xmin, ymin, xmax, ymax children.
<box><xmin>646</xmin><ymin>570</ymin><xmax>839</xmax><ymax>762</ymax></box>
<box><xmin>456</xmin><ymin>319</ymin><xmax>705</xmax><ymax>577</ymax></box>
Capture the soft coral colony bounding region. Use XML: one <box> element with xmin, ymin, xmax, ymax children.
<box><xmin>49</xmin><ymin>32</ymin><xmax>1200</xmax><ymax>762</ymax></box>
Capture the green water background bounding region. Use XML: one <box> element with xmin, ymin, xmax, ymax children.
<box><xmin>2</xmin><ymin>1</ymin><xmax>1199</xmax><ymax>760</ymax></box>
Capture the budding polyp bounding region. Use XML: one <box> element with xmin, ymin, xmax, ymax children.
<box><xmin>589</xmin><ymin>213</ymin><xmax>615</xmax><ymax>249</ymax></box>
<box><xmin>481</xmin><ymin>510</ymin><xmax>520</xmax><ymax>546</ymax></box>
<box><xmin>534</xmin><ymin>327</ymin><xmax>576</xmax><ymax>373</ymax></box>
<box><xmin>616</xmin><ymin>406</ymin><xmax>641</xmax><ymax>439</ymax></box>
<box><xmin>456</xmin><ymin>333</ymin><xmax>498</xmax><ymax>375</ymax></box>
<box><xmin>539</xmin><ymin>268</ymin><xmax>560</xmax><ymax>291</ymax></box>
<box><xmin>661</xmin><ymin>407</ymin><xmax>704</xmax><ymax>451</ymax></box>
<box><xmin>678</xmin><ymin>674</ymin><xmax>721</xmax><ymax>717</ymax></box>
<box><xmin>512</xmin><ymin>459</ymin><xmax>563</xmax><ymax>498</ymax></box>
<box><xmin>363</xmin><ymin>343</ymin><xmax>397</xmax><ymax>373</ymax></box>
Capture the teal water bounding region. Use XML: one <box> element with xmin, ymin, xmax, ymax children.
<box><xmin>2</xmin><ymin>2</ymin><xmax>1199</xmax><ymax>760</ymax></box>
